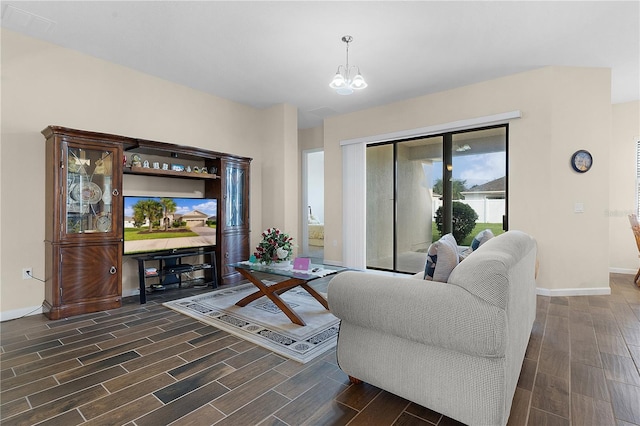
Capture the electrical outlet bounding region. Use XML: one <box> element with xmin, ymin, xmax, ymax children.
<box><xmin>22</xmin><ymin>268</ymin><xmax>33</xmax><ymax>280</ymax></box>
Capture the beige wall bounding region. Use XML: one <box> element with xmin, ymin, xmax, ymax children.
<box><xmin>0</xmin><ymin>30</ymin><xmax>296</xmax><ymax>317</ymax></box>
<box><xmin>259</xmin><ymin>103</ymin><xmax>299</xmax><ymax>255</ymax></box>
<box><xmin>610</xmin><ymin>101</ymin><xmax>640</xmax><ymax>272</ymax></box>
<box><xmin>323</xmin><ymin>66</ymin><xmax>626</xmax><ymax>293</ymax></box>
<box><xmin>299</xmin><ymin>126</ymin><xmax>324</xmax><ymax>152</ymax></box>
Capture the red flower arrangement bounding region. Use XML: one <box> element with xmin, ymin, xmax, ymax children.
<box><xmin>254</xmin><ymin>228</ymin><xmax>294</xmax><ymax>264</ymax></box>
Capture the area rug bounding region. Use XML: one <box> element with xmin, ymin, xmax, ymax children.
<box><xmin>163</xmin><ymin>283</ymin><xmax>339</xmax><ymax>363</ymax></box>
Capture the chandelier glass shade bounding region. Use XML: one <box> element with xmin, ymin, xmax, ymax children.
<box><xmin>329</xmin><ymin>35</ymin><xmax>367</xmax><ymax>95</ymax></box>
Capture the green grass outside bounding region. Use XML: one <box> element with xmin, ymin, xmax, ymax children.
<box><xmin>431</xmin><ymin>222</ymin><xmax>504</xmax><ymax>246</ymax></box>
<box><xmin>124</xmin><ymin>227</ymin><xmax>199</xmax><ymax>241</ymax></box>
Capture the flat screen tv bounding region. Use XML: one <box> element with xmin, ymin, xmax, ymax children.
<box><xmin>123</xmin><ymin>196</ymin><xmax>217</xmax><ymax>255</ymax></box>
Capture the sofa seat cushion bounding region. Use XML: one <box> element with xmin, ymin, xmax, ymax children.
<box><xmin>423</xmin><ymin>233</ymin><xmax>459</xmax><ymax>281</ymax></box>
<box><xmin>328</xmin><ymin>271</ymin><xmax>507</xmax><ymax>357</ymax></box>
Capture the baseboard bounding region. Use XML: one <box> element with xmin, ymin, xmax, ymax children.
<box><xmin>0</xmin><ymin>304</ymin><xmax>44</xmax><ymax>322</ymax></box>
<box><xmin>536</xmin><ymin>287</ymin><xmax>611</xmax><ymax>297</ymax></box>
<box><xmin>609</xmin><ymin>267</ymin><xmax>636</xmax><ymax>275</ymax></box>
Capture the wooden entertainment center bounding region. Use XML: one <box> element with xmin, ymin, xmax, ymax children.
<box><xmin>43</xmin><ymin>126</ymin><xmax>251</xmax><ymax>319</ymax></box>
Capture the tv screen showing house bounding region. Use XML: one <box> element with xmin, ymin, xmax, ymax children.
<box><xmin>123</xmin><ymin>196</ymin><xmax>217</xmax><ymax>255</ymax></box>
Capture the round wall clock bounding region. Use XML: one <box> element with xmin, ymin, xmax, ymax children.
<box><xmin>571</xmin><ymin>150</ymin><xmax>593</xmax><ymax>173</ymax></box>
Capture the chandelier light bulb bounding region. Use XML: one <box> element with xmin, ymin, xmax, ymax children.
<box><xmin>351</xmin><ymin>72</ymin><xmax>368</xmax><ymax>89</ymax></box>
<box><xmin>330</xmin><ymin>71</ymin><xmax>346</xmax><ymax>89</ymax></box>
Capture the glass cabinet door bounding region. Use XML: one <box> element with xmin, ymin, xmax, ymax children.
<box><xmin>64</xmin><ymin>144</ymin><xmax>118</xmax><ymax>236</ymax></box>
<box><xmin>224</xmin><ymin>161</ymin><xmax>248</xmax><ymax>229</ymax></box>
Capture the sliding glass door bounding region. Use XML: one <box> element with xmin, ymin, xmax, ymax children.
<box><xmin>366</xmin><ymin>125</ymin><xmax>507</xmax><ymax>274</ymax></box>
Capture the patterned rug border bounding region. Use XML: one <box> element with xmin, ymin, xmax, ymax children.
<box><xmin>163</xmin><ymin>284</ymin><xmax>339</xmax><ymax>364</ymax></box>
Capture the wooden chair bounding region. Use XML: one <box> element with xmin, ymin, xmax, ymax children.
<box><xmin>629</xmin><ymin>214</ymin><xmax>640</xmax><ymax>287</ymax></box>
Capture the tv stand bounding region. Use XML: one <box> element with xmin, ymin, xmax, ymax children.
<box><xmin>134</xmin><ymin>248</ymin><xmax>217</xmax><ymax>304</ymax></box>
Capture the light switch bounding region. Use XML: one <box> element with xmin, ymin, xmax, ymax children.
<box><xmin>574</xmin><ymin>202</ymin><xmax>584</xmax><ymax>213</ymax></box>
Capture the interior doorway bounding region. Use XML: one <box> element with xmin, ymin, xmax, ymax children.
<box><xmin>302</xmin><ymin>149</ymin><xmax>324</xmax><ymax>262</ymax></box>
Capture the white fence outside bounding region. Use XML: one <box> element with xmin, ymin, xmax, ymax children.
<box><xmin>431</xmin><ymin>198</ymin><xmax>505</xmax><ymax>223</ymax></box>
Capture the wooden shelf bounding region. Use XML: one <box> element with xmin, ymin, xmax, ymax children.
<box><xmin>124</xmin><ymin>166</ymin><xmax>219</xmax><ymax>180</ymax></box>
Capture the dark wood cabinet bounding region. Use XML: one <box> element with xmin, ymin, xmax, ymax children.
<box><xmin>51</xmin><ymin>243</ymin><xmax>122</xmax><ymax>318</ymax></box>
<box><xmin>43</xmin><ymin>126</ymin><xmax>124</xmax><ymax>319</ymax></box>
<box><xmin>219</xmin><ymin>230</ymin><xmax>251</xmax><ymax>283</ymax></box>
<box><xmin>43</xmin><ymin>126</ymin><xmax>251</xmax><ymax>318</ymax></box>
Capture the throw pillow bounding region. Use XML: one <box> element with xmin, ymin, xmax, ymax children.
<box><xmin>459</xmin><ymin>229</ymin><xmax>495</xmax><ymax>260</ymax></box>
<box><xmin>423</xmin><ymin>233</ymin><xmax>459</xmax><ymax>281</ymax></box>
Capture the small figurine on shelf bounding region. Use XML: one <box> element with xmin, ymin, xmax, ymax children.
<box><xmin>143</xmin><ymin>160</ymin><xmax>150</xmax><ymax>168</ymax></box>
<box><xmin>131</xmin><ymin>154</ymin><xmax>142</xmax><ymax>168</ymax></box>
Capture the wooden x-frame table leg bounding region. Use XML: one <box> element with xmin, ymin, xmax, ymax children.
<box><xmin>234</xmin><ymin>268</ymin><xmax>329</xmax><ymax>326</ymax></box>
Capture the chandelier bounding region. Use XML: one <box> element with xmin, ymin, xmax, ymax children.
<box><xmin>329</xmin><ymin>35</ymin><xmax>368</xmax><ymax>95</ymax></box>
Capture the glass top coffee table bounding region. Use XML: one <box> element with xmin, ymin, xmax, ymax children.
<box><xmin>229</xmin><ymin>261</ymin><xmax>345</xmax><ymax>326</ymax></box>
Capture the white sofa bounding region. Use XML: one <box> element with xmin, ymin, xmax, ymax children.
<box><xmin>327</xmin><ymin>230</ymin><xmax>537</xmax><ymax>426</ymax></box>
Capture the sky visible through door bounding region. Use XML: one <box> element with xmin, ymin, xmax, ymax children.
<box><xmin>429</xmin><ymin>151</ymin><xmax>506</xmax><ymax>189</ymax></box>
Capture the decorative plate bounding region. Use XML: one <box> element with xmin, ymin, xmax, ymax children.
<box><xmin>70</xmin><ymin>182</ymin><xmax>103</xmax><ymax>204</ymax></box>
<box><xmin>96</xmin><ymin>215</ymin><xmax>111</xmax><ymax>232</ymax></box>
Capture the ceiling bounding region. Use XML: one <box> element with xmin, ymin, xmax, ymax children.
<box><xmin>2</xmin><ymin>1</ymin><xmax>638</xmax><ymax>129</ymax></box>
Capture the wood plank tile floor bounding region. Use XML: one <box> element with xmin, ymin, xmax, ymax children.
<box><xmin>1</xmin><ymin>273</ymin><xmax>639</xmax><ymax>425</ymax></box>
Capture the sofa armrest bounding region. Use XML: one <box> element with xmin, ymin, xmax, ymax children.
<box><xmin>448</xmin><ymin>230</ymin><xmax>536</xmax><ymax>309</ymax></box>
<box><xmin>328</xmin><ymin>271</ymin><xmax>507</xmax><ymax>357</ymax></box>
